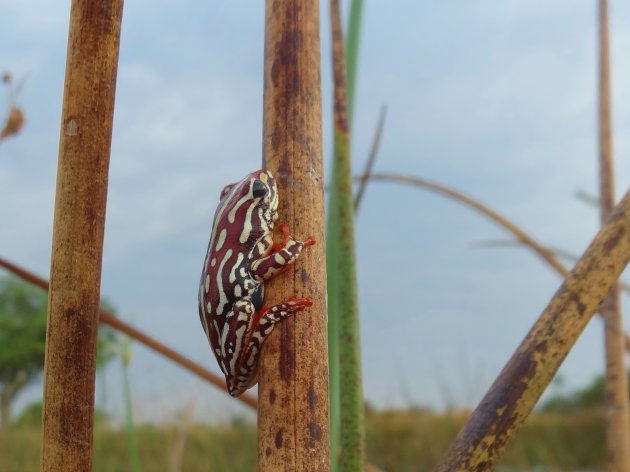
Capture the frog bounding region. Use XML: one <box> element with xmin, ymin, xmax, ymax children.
<box><xmin>198</xmin><ymin>169</ymin><xmax>315</xmax><ymax>396</ymax></box>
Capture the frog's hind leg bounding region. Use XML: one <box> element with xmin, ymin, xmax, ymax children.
<box><xmin>230</xmin><ymin>297</ymin><xmax>313</xmax><ymax>396</ymax></box>
<box><xmin>220</xmin><ymin>301</ymin><xmax>257</xmax><ymax>396</ymax></box>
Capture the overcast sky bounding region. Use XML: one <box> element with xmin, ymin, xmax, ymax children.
<box><xmin>3</xmin><ymin>0</ymin><xmax>630</xmax><ymax>423</ymax></box>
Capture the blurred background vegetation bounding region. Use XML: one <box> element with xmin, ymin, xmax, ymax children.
<box><xmin>0</xmin><ymin>396</ymin><xmax>612</xmax><ymax>471</ymax></box>
<box><xmin>0</xmin><ymin>275</ymin><xmax>118</xmax><ymax>429</ymax></box>
<box><xmin>0</xmin><ymin>268</ymin><xmax>616</xmax><ymax>470</ymax></box>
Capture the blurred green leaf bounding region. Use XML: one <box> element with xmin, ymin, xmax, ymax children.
<box><xmin>0</xmin><ymin>274</ymin><xmax>119</xmax><ymax>428</ymax></box>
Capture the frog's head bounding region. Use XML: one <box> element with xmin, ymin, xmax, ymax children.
<box><xmin>215</xmin><ymin>169</ymin><xmax>279</xmax><ymax>239</ymax></box>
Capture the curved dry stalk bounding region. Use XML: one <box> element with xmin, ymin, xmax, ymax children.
<box><xmin>366</xmin><ymin>172</ymin><xmax>565</xmax><ymax>271</ymax></box>
<box><xmin>362</xmin><ymin>171</ymin><xmax>630</xmax><ymax>351</ymax></box>
<box><xmin>434</xmin><ymin>188</ymin><xmax>630</xmax><ymax>471</ymax></box>
<box><xmin>354</xmin><ymin>105</ymin><xmax>386</xmax><ymax>212</ymax></box>
<box><xmin>0</xmin><ymin>257</ymin><xmax>258</xmax><ymax>410</ymax></box>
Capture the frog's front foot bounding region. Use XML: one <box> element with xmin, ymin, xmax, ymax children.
<box><xmin>272</xmin><ymin>224</ymin><xmax>316</xmax><ymax>252</ymax></box>
<box><xmin>303</xmin><ymin>236</ymin><xmax>316</xmax><ymax>247</ymax></box>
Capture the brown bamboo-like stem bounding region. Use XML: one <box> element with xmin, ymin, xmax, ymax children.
<box><xmin>0</xmin><ymin>257</ymin><xmax>258</xmax><ymax>409</ymax></box>
<box><xmin>432</xmin><ymin>190</ymin><xmax>630</xmax><ymax>470</ymax></box>
<box><xmin>597</xmin><ymin>1</ymin><xmax>630</xmax><ymax>469</ymax></box>
<box><xmin>258</xmin><ymin>0</ymin><xmax>329</xmax><ymax>470</ymax></box>
<box><xmin>362</xmin><ymin>171</ymin><xmax>630</xmax><ymax>351</ymax></box>
<box><xmin>41</xmin><ymin>1</ymin><xmax>124</xmax><ymax>470</ymax></box>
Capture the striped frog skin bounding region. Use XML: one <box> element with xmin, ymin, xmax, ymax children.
<box><xmin>198</xmin><ymin>170</ymin><xmax>315</xmax><ymax>396</ymax></box>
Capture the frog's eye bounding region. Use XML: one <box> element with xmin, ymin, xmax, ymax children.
<box><xmin>252</xmin><ymin>179</ymin><xmax>267</xmax><ymax>199</ymax></box>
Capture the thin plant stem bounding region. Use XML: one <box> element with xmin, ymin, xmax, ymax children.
<box><xmin>354</xmin><ymin>105</ymin><xmax>386</xmax><ymax>213</ymax></box>
<box><xmin>121</xmin><ymin>339</ymin><xmax>141</xmax><ymax>472</ymax></box>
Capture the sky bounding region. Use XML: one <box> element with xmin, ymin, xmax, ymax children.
<box><xmin>2</xmin><ymin>0</ymin><xmax>630</xmax><ymax>424</ymax></box>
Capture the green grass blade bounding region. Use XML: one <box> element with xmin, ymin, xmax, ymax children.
<box><xmin>332</xmin><ymin>127</ymin><xmax>364</xmax><ymax>472</ymax></box>
<box><xmin>327</xmin><ymin>0</ymin><xmax>365</xmax><ymax>470</ymax></box>
<box><xmin>345</xmin><ymin>0</ymin><xmax>364</xmax><ymax>129</ymax></box>
<box><xmin>326</xmin><ymin>184</ymin><xmax>342</xmax><ymax>468</ymax></box>
<box><xmin>327</xmin><ymin>0</ymin><xmax>365</xmax><ymax>468</ymax></box>
<box><xmin>121</xmin><ymin>339</ymin><xmax>141</xmax><ymax>472</ymax></box>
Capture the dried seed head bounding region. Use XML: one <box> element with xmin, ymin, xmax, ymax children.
<box><xmin>0</xmin><ymin>106</ymin><xmax>25</xmax><ymax>139</ymax></box>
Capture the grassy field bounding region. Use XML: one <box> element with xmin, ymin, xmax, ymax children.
<box><xmin>0</xmin><ymin>408</ymin><xmax>605</xmax><ymax>471</ymax></box>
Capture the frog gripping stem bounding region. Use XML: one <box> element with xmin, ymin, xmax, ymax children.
<box><xmin>251</xmin><ymin>224</ymin><xmax>316</xmax><ymax>282</ymax></box>
<box><xmin>199</xmin><ymin>170</ymin><xmax>316</xmax><ymax>397</ymax></box>
<box><xmin>261</xmin><ymin>297</ymin><xmax>314</xmax><ymax>324</ymax></box>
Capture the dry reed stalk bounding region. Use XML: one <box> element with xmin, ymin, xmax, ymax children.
<box><xmin>169</xmin><ymin>396</ymin><xmax>197</xmax><ymax>472</ymax></box>
<box><xmin>597</xmin><ymin>1</ymin><xmax>630</xmax><ymax>469</ymax></box>
<box><xmin>257</xmin><ymin>0</ymin><xmax>330</xmax><ymax>470</ymax></box>
<box><xmin>433</xmin><ymin>189</ymin><xmax>630</xmax><ymax>471</ymax></box>
<box><xmin>41</xmin><ymin>1</ymin><xmax>124</xmax><ymax>470</ymax></box>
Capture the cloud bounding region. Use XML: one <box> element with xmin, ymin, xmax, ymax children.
<box><xmin>101</xmin><ymin>60</ymin><xmax>266</xmax><ymax>264</ymax></box>
<box><xmin>0</xmin><ymin>0</ymin><xmax>69</xmax><ymax>35</ymax></box>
